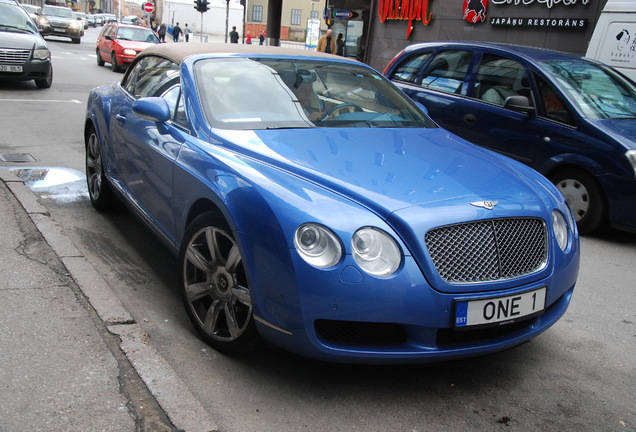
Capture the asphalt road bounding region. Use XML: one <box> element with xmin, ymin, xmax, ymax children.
<box><xmin>1</xmin><ymin>27</ymin><xmax>634</xmax><ymax>432</ymax></box>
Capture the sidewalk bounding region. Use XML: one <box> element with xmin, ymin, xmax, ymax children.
<box><xmin>0</xmin><ymin>169</ymin><xmax>217</xmax><ymax>432</ymax></box>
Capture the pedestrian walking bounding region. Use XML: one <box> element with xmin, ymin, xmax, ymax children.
<box><xmin>157</xmin><ymin>22</ymin><xmax>166</xmax><ymax>42</ymax></box>
<box><xmin>229</xmin><ymin>26</ymin><xmax>239</xmax><ymax>43</ymax></box>
<box><xmin>184</xmin><ymin>23</ymin><xmax>191</xmax><ymax>42</ymax></box>
<box><xmin>172</xmin><ymin>22</ymin><xmax>182</xmax><ymax>42</ymax></box>
<box><xmin>259</xmin><ymin>30</ymin><xmax>265</xmax><ymax>45</ymax></box>
<box><xmin>317</xmin><ymin>28</ymin><xmax>336</xmax><ymax>54</ymax></box>
<box><xmin>246</xmin><ymin>31</ymin><xmax>252</xmax><ymax>44</ymax></box>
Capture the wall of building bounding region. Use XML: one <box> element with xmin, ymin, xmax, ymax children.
<box><xmin>365</xmin><ymin>0</ymin><xmax>609</xmax><ymax>72</ymax></box>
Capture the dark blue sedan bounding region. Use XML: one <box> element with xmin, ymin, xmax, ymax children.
<box><xmin>384</xmin><ymin>42</ymin><xmax>636</xmax><ymax>234</ymax></box>
<box><xmin>85</xmin><ymin>43</ymin><xmax>579</xmax><ymax>363</ymax></box>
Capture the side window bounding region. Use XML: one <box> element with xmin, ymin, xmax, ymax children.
<box><xmin>391</xmin><ymin>51</ymin><xmax>433</xmax><ymax>84</ymax></box>
<box><xmin>475</xmin><ymin>54</ymin><xmax>532</xmax><ymax>107</ymax></box>
<box><xmin>161</xmin><ymin>85</ymin><xmax>189</xmax><ymax>129</ymax></box>
<box><xmin>420</xmin><ymin>50</ymin><xmax>472</xmax><ymax>94</ymax></box>
<box><xmin>535</xmin><ymin>74</ymin><xmax>574</xmax><ymax>125</ymax></box>
<box><xmin>122</xmin><ymin>56</ymin><xmax>179</xmax><ymax>99</ymax></box>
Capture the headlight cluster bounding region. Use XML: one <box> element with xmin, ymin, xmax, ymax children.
<box><xmin>33</xmin><ymin>49</ymin><xmax>50</xmax><ymax>61</ymax></box>
<box><xmin>626</xmin><ymin>150</ymin><xmax>636</xmax><ymax>178</ymax></box>
<box><xmin>123</xmin><ymin>49</ymin><xmax>137</xmax><ymax>56</ymax></box>
<box><xmin>295</xmin><ymin>223</ymin><xmax>402</xmax><ymax>276</ymax></box>
<box><xmin>552</xmin><ymin>210</ymin><xmax>570</xmax><ymax>251</ymax></box>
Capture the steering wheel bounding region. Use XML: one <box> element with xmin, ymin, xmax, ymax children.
<box><xmin>320</xmin><ymin>103</ymin><xmax>364</xmax><ymax>121</ymax></box>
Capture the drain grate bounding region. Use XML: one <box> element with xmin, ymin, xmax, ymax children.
<box><xmin>0</xmin><ymin>153</ymin><xmax>38</xmax><ymax>163</ymax></box>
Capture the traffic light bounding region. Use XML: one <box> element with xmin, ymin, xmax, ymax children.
<box><xmin>194</xmin><ymin>0</ymin><xmax>209</xmax><ymax>12</ymax></box>
<box><xmin>201</xmin><ymin>1</ymin><xmax>209</xmax><ymax>11</ymax></box>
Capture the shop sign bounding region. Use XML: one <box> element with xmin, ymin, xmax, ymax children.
<box><xmin>464</xmin><ymin>0</ymin><xmax>488</xmax><ymax>23</ymax></box>
<box><xmin>378</xmin><ymin>0</ymin><xmax>433</xmax><ymax>40</ymax></box>
<box><xmin>333</xmin><ymin>10</ymin><xmax>354</xmax><ymax>19</ymax></box>
<box><xmin>491</xmin><ymin>0</ymin><xmax>589</xmax><ymax>8</ymax></box>
<box><xmin>490</xmin><ymin>16</ymin><xmax>587</xmax><ymax>27</ymax></box>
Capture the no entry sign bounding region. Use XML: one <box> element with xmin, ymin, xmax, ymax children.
<box><xmin>143</xmin><ymin>2</ymin><xmax>154</xmax><ymax>13</ymax></box>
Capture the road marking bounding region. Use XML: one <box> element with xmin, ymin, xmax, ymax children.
<box><xmin>0</xmin><ymin>98</ymin><xmax>82</xmax><ymax>104</ymax></box>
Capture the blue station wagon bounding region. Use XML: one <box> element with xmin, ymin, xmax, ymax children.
<box><xmin>384</xmin><ymin>42</ymin><xmax>636</xmax><ymax>234</ymax></box>
<box><xmin>85</xmin><ymin>43</ymin><xmax>579</xmax><ymax>363</ymax></box>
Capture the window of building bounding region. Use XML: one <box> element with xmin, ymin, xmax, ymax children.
<box><xmin>291</xmin><ymin>9</ymin><xmax>301</xmax><ymax>26</ymax></box>
<box><xmin>310</xmin><ymin>10</ymin><xmax>319</xmax><ymax>20</ymax></box>
<box><xmin>252</xmin><ymin>5</ymin><xmax>262</xmax><ymax>22</ymax></box>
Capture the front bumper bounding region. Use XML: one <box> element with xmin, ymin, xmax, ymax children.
<box><xmin>0</xmin><ymin>59</ymin><xmax>51</xmax><ymax>83</ymax></box>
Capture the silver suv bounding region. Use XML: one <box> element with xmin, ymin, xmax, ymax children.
<box><xmin>41</xmin><ymin>4</ymin><xmax>82</xmax><ymax>44</ymax></box>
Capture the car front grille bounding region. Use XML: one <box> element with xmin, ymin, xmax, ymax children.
<box><xmin>425</xmin><ymin>218</ymin><xmax>547</xmax><ymax>283</ymax></box>
<box><xmin>0</xmin><ymin>49</ymin><xmax>30</xmax><ymax>65</ymax></box>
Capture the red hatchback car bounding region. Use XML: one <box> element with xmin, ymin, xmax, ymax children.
<box><xmin>96</xmin><ymin>23</ymin><xmax>160</xmax><ymax>72</ymax></box>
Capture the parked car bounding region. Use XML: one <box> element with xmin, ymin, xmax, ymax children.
<box><xmin>40</xmin><ymin>4</ymin><xmax>82</xmax><ymax>43</ymax></box>
<box><xmin>84</xmin><ymin>43</ymin><xmax>579</xmax><ymax>363</ymax></box>
<box><xmin>384</xmin><ymin>42</ymin><xmax>636</xmax><ymax>234</ymax></box>
<box><xmin>96</xmin><ymin>23</ymin><xmax>160</xmax><ymax>72</ymax></box>
<box><xmin>19</xmin><ymin>3</ymin><xmax>51</xmax><ymax>32</ymax></box>
<box><xmin>0</xmin><ymin>0</ymin><xmax>53</xmax><ymax>88</ymax></box>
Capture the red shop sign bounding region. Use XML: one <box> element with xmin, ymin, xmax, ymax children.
<box><xmin>378</xmin><ymin>0</ymin><xmax>433</xmax><ymax>39</ymax></box>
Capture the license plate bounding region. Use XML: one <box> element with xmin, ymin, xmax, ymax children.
<box><xmin>53</xmin><ymin>27</ymin><xmax>65</xmax><ymax>32</ymax></box>
<box><xmin>0</xmin><ymin>64</ymin><xmax>23</xmax><ymax>72</ymax></box>
<box><xmin>454</xmin><ymin>287</ymin><xmax>546</xmax><ymax>328</ymax></box>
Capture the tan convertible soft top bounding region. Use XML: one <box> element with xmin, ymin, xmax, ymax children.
<box><xmin>139</xmin><ymin>42</ymin><xmax>347</xmax><ymax>65</ymax></box>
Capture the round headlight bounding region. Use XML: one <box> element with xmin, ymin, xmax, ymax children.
<box><xmin>552</xmin><ymin>210</ymin><xmax>569</xmax><ymax>251</ymax></box>
<box><xmin>294</xmin><ymin>224</ymin><xmax>342</xmax><ymax>268</ymax></box>
<box><xmin>351</xmin><ymin>227</ymin><xmax>401</xmax><ymax>276</ymax></box>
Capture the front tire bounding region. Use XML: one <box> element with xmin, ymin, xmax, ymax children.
<box><xmin>35</xmin><ymin>68</ymin><xmax>52</xmax><ymax>88</ymax></box>
<box><xmin>179</xmin><ymin>212</ymin><xmax>260</xmax><ymax>355</ymax></box>
<box><xmin>551</xmin><ymin>168</ymin><xmax>605</xmax><ymax>234</ymax></box>
<box><xmin>111</xmin><ymin>52</ymin><xmax>121</xmax><ymax>72</ymax></box>
<box><xmin>85</xmin><ymin>125</ymin><xmax>116</xmax><ymax>211</ymax></box>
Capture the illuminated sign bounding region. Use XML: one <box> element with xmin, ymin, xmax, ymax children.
<box><xmin>378</xmin><ymin>0</ymin><xmax>433</xmax><ymax>39</ymax></box>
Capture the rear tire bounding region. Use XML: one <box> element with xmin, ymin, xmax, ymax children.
<box><xmin>550</xmin><ymin>168</ymin><xmax>605</xmax><ymax>234</ymax></box>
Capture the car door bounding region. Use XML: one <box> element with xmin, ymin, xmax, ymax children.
<box><xmin>97</xmin><ymin>24</ymin><xmax>113</xmax><ymax>61</ymax></box>
<box><xmin>111</xmin><ymin>56</ymin><xmax>185</xmax><ymax>243</ymax></box>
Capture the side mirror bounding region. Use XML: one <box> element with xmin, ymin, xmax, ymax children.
<box><xmin>414</xmin><ymin>101</ymin><xmax>429</xmax><ymax>115</ymax></box>
<box><xmin>104</xmin><ymin>34</ymin><xmax>112</xmax><ymax>40</ymax></box>
<box><xmin>133</xmin><ymin>97</ymin><xmax>172</xmax><ymax>123</ymax></box>
<box><xmin>503</xmin><ymin>95</ymin><xmax>535</xmax><ymax>115</ymax></box>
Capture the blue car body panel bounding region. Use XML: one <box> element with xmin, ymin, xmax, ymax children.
<box><xmin>85</xmin><ymin>47</ymin><xmax>580</xmax><ymax>363</ymax></box>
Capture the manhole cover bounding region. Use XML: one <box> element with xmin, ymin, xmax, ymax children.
<box><xmin>0</xmin><ymin>153</ymin><xmax>38</xmax><ymax>163</ymax></box>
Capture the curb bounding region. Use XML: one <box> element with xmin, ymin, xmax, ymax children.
<box><xmin>0</xmin><ymin>168</ymin><xmax>219</xmax><ymax>432</ymax></box>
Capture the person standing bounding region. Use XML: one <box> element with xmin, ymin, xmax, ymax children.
<box><xmin>157</xmin><ymin>22</ymin><xmax>166</xmax><ymax>43</ymax></box>
<box><xmin>184</xmin><ymin>23</ymin><xmax>191</xmax><ymax>42</ymax></box>
<box><xmin>172</xmin><ymin>22</ymin><xmax>182</xmax><ymax>42</ymax></box>
<box><xmin>336</xmin><ymin>33</ymin><xmax>345</xmax><ymax>56</ymax></box>
<box><xmin>229</xmin><ymin>26</ymin><xmax>239</xmax><ymax>43</ymax></box>
<box><xmin>259</xmin><ymin>30</ymin><xmax>265</xmax><ymax>45</ymax></box>
<box><xmin>245</xmin><ymin>31</ymin><xmax>252</xmax><ymax>44</ymax></box>
<box><xmin>316</xmin><ymin>28</ymin><xmax>336</xmax><ymax>54</ymax></box>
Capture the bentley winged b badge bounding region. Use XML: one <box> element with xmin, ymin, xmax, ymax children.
<box><xmin>470</xmin><ymin>200</ymin><xmax>499</xmax><ymax>210</ymax></box>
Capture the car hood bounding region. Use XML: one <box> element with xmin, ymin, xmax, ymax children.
<box><xmin>216</xmin><ymin>127</ymin><xmax>555</xmax><ymax>221</ymax></box>
<box><xmin>590</xmin><ymin>118</ymin><xmax>636</xmax><ymax>150</ymax></box>
<box><xmin>116</xmin><ymin>40</ymin><xmax>157</xmax><ymax>50</ymax></box>
<box><xmin>0</xmin><ymin>31</ymin><xmax>41</xmax><ymax>49</ymax></box>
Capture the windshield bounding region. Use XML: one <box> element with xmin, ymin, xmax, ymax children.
<box><xmin>542</xmin><ymin>60</ymin><xmax>636</xmax><ymax>120</ymax></box>
<box><xmin>195</xmin><ymin>58</ymin><xmax>435</xmax><ymax>130</ymax></box>
<box><xmin>0</xmin><ymin>3</ymin><xmax>38</xmax><ymax>33</ymax></box>
<box><xmin>116</xmin><ymin>27</ymin><xmax>159</xmax><ymax>43</ymax></box>
<box><xmin>41</xmin><ymin>5</ymin><xmax>74</xmax><ymax>18</ymax></box>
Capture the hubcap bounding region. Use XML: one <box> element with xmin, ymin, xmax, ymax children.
<box><xmin>86</xmin><ymin>133</ymin><xmax>102</xmax><ymax>199</ymax></box>
<box><xmin>183</xmin><ymin>226</ymin><xmax>251</xmax><ymax>342</ymax></box>
<box><xmin>557</xmin><ymin>178</ymin><xmax>589</xmax><ymax>222</ymax></box>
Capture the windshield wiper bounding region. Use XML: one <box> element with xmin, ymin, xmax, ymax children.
<box><xmin>0</xmin><ymin>25</ymin><xmax>32</xmax><ymax>34</ymax></box>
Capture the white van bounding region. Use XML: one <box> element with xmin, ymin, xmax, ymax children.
<box><xmin>586</xmin><ymin>0</ymin><xmax>636</xmax><ymax>81</ymax></box>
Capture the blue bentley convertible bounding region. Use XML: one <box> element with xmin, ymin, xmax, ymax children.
<box><xmin>84</xmin><ymin>44</ymin><xmax>579</xmax><ymax>363</ymax></box>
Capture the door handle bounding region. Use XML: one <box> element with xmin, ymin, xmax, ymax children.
<box><xmin>116</xmin><ymin>113</ymin><xmax>126</xmax><ymax>124</ymax></box>
<box><xmin>463</xmin><ymin>114</ymin><xmax>476</xmax><ymax>125</ymax></box>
